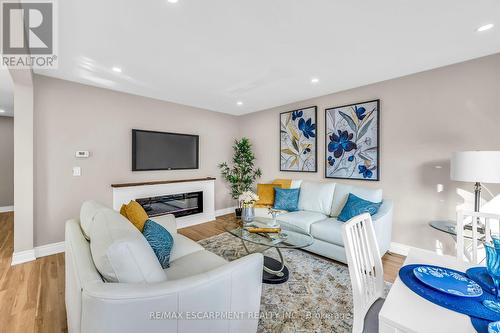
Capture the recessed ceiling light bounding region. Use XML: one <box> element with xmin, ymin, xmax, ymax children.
<box><xmin>236</xmin><ymin>101</ymin><xmax>243</xmax><ymax>106</ymax></box>
<box><xmin>0</xmin><ymin>109</ymin><xmax>5</xmax><ymax>113</ymax></box>
<box><xmin>167</xmin><ymin>0</ymin><xmax>178</xmax><ymax>3</ymax></box>
<box><xmin>112</xmin><ymin>67</ymin><xmax>122</xmax><ymax>73</ymax></box>
<box><xmin>311</xmin><ymin>77</ymin><xmax>319</xmax><ymax>84</ymax></box>
<box><xmin>477</xmin><ymin>23</ymin><xmax>494</xmax><ymax>32</ymax></box>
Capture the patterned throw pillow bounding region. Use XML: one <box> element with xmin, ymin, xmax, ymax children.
<box><xmin>273</xmin><ymin>188</ymin><xmax>300</xmax><ymax>212</ymax></box>
<box><xmin>142</xmin><ymin>219</ymin><xmax>174</xmax><ymax>269</ymax></box>
<box><xmin>337</xmin><ymin>193</ymin><xmax>382</xmax><ymax>222</ymax></box>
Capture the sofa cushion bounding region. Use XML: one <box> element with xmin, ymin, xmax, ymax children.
<box><xmin>169</xmin><ymin>233</ymin><xmax>205</xmax><ymax>262</ymax></box>
<box><xmin>290</xmin><ymin>179</ymin><xmax>302</xmax><ymax>189</ymax></box>
<box><xmin>256</xmin><ymin>183</ymin><xmax>282</xmax><ymax>206</ymax></box>
<box><xmin>165</xmin><ymin>250</ymin><xmax>228</xmax><ymax>280</ymax></box>
<box><xmin>80</xmin><ymin>200</ymin><xmax>108</xmax><ymax>240</ymax></box>
<box><xmin>330</xmin><ymin>184</ymin><xmax>383</xmax><ymax>217</ymax></box>
<box><xmin>123</xmin><ymin>200</ymin><xmax>149</xmax><ymax>232</ymax></box>
<box><xmin>142</xmin><ymin>219</ymin><xmax>174</xmax><ymax>269</ymax></box>
<box><xmin>298</xmin><ymin>181</ymin><xmax>336</xmax><ymax>215</ymax></box>
<box><xmin>89</xmin><ymin>208</ymin><xmax>167</xmax><ymax>283</ymax></box>
<box><xmin>310</xmin><ymin>218</ymin><xmax>344</xmax><ymax>246</ymax></box>
<box><xmin>337</xmin><ymin>193</ymin><xmax>382</xmax><ymax>222</ymax></box>
<box><xmin>278</xmin><ymin>210</ymin><xmax>327</xmax><ymax>233</ymax></box>
<box><xmin>273</xmin><ymin>188</ymin><xmax>300</xmax><ymax>211</ymax></box>
<box><xmin>272</xmin><ymin>179</ymin><xmax>292</xmax><ymax>189</ymax></box>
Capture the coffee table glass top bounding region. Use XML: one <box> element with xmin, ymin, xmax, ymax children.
<box><xmin>225</xmin><ymin>217</ymin><xmax>314</xmax><ymax>249</ymax></box>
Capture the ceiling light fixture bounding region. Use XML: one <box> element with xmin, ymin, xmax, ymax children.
<box><xmin>0</xmin><ymin>109</ymin><xmax>5</xmax><ymax>113</ymax></box>
<box><xmin>236</xmin><ymin>101</ymin><xmax>243</xmax><ymax>106</ymax></box>
<box><xmin>112</xmin><ymin>67</ymin><xmax>122</xmax><ymax>73</ymax></box>
<box><xmin>477</xmin><ymin>23</ymin><xmax>494</xmax><ymax>32</ymax></box>
<box><xmin>167</xmin><ymin>0</ymin><xmax>178</xmax><ymax>3</ymax></box>
<box><xmin>311</xmin><ymin>77</ymin><xmax>319</xmax><ymax>84</ymax></box>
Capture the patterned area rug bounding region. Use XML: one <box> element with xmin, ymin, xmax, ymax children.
<box><xmin>198</xmin><ymin>232</ymin><xmax>391</xmax><ymax>333</ymax></box>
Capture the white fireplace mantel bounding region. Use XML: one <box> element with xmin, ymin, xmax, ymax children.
<box><xmin>112</xmin><ymin>177</ymin><xmax>216</xmax><ymax>228</ymax></box>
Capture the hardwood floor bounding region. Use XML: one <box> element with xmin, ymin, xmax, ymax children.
<box><xmin>0</xmin><ymin>212</ymin><xmax>66</xmax><ymax>333</ymax></box>
<box><xmin>0</xmin><ymin>211</ymin><xmax>405</xmax><ymax>333</ymax></box>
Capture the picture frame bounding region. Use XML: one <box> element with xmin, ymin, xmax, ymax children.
<box><xmin>280</xmin><ymin>106</ymin><xmax>317</xmax><ymax>172</ymax></box>
<box><xmin>325</xmin><ymin>99</ymin><xmax>380</xmax><ymax>181</ymax></box>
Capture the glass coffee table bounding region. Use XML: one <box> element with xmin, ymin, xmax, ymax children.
<box><xmin>225</xmin><ymin>217</ymin><xmax>314</xmax><ymax>284</ymax></box>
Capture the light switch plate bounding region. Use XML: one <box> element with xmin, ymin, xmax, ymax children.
<box><xmin>72</xmin><ymin>166</ymin><xmax>81</xmax><ymax>176</ymax></box>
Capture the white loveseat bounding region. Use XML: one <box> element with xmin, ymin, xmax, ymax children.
<box><xmin>65</xmin><ymin>201</ymin><xmax>263</xmax><ymax>333</ymax></box>
<box><xmin>255</xmin><ymin>180</ymin><xmax>393</xmax><ymax>263</ymax></box>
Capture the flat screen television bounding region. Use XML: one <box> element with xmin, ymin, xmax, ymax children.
<box><xmin>132</xmin><ymin>129</ymin><xmax>199</xmax><ymax>171</ymax></box>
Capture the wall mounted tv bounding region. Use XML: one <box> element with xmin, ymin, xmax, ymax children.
<box><xmin>132</xmin><ymin>129</ymin><xmax>199</xmax><ymax>171</ymax></box>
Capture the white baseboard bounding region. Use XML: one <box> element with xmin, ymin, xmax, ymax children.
<box><xmin>11</xmin><ymin>242</ymin><xmax>65</xmax><ymax>266</ymax></box>
<box><xmin>34</xmin><ymin>241</ymin><xmax>65</xmax><ymax>258</ymax></box>
<box><xmin>389</xmin><ymin>242</ymin><xmax>415</xmax><ymax>256</ymax></box>
<box><xmin>11</xmin><ymin>249</ymin><xmax>36</xmax><ymax>265</ymax></box>
<box><xmin>215</xmin><ymin>206</ymin><xmax>237</xmax><ymax>217</ymax></box>
<box><xmin>0</xmin><ymin>206</ymin><xmax>14</xmax><ymax>213</ymax></box>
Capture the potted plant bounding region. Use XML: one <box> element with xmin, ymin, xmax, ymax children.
<box><xmin>219</xmin><ymin>138</ymin><xmax>262</xmax><ymax>218</ymax></box>
<box><xmin>239</xmin><ymin>191</ymin><xmax>259</xmax><ymax>223</ymax></box>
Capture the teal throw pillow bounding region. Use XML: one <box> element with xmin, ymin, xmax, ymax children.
<box><xmin>337</xmin><ymin>193</ymin><xmax>382</xmax><ymax>222</ymax></box>
<box><xmin>273</xmin><ymin>188</ymin><xmax>300</xmax><ymax>212</ymax></box>
<box><xmin>142</xmin><ymin>219</ymin><xmax>174</xmax><ymax>269</ymax></box>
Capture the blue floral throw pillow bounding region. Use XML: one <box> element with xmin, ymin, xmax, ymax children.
<box><xmin>273</xmin><ymin>188</ymin><xmax>300</xmax><ymax>212</ymax></box>
<box><xmin>338</xmin><ymin>193</ymin><xmax>382</xmax><ymax>222</ymax></box>
<box><xmin>142</xmin><ymin>219</ymin><xmax>174</xmax><ymax>269</ymax></box>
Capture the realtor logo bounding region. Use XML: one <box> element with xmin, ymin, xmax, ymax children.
<box><xmin>1</xmin><ymin>0</ymin><xmax>58</xmax><ymax>68</ymax></box>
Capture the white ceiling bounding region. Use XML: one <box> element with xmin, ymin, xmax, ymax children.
<box><xmin>0</xmin><ymin>67</ymin><xmax>14</xmax><ymax>117</ymax></box>
<box><xmin>35</xmin><ymin>0</ymin><xmax>500</xmax><ymax>115</ymax></box>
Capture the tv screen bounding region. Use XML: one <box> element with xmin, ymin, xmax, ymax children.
<box><xmin>132</xmin><ymin>129</ymin><xmax>199</xmax><ymax>171</ymax></box>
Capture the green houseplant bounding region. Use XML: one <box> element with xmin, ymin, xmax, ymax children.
<box><xmin>219</xmin><ymin>138</ymin><xmax>262</xmax><ymax>217</ymax></box>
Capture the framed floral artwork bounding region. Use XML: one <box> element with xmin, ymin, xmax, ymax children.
<box><xmin>280</xmin><ymin>106</ymin><xmax>317</xmax><ymax>172</ymax></box>
<box><xmin>325</xmin><ymin>100</ymin><xmax>380</xmax><ymax>181</ymax></box>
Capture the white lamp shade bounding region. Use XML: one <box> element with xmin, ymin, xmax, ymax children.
<box><xmin>451</xmin><ymin>151</ymin><xmax>500</xmax><ymax>183</ymax></box>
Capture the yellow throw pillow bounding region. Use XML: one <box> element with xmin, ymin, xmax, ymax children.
<box><xmin>119</xmin><ymin>204</ymin><xmax>128</xmax><ymax>218</ymax></box>
<box><xmin>124</xmin><ymin>200</ymin><xmax>149</xmax><ymax>232</ymax></box>
<box><xmin>256</xmin><ymin>183</ymin><xmax>282</xmax><ymax>206</ymax></box>
<box><xmin>272</xmin><ymin>179</ymin><xmax>292</xmax><ymax>189</ymax></box>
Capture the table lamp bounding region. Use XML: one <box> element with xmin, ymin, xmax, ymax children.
<box><xmin>451</xmin><ymin>151</ymin><xmax>500</xmax><ymax>212</ymax></box>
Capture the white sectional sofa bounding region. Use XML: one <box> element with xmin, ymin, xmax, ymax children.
<box><xmin>65</xmin><ymin>201</ymin><xmax>263</xmax><ymax>333</ymax></box>
<box><xmin>255</xmin><ymin>180</ymin><xmax>393</xmax><ymax>263</ymax></box>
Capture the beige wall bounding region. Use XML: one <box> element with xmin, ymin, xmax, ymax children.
<box><xmin>0</xmin><ymin>117</ymin><xmax>14</xmax><ymax>207</ymax></box>
<box><xmin>240</xmin><ymin>53</ymin><xmax>500</xmax><ymax>254</ymax></box>
<box><xmin>34</xmin><ymin>75</ymin><xmax>240</xmax><ymax>246</ymax></box>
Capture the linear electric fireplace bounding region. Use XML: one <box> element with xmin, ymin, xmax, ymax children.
<box><xmin>136</xmin><ymin>191</ymin><xmax>203</xmax><ymax>218</ymax></box>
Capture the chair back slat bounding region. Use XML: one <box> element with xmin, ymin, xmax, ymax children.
<box><xmin>456</xmin><ymin>210</ymin><xmax>500</xmax><ymax>264</ymax></box>
<box><xmin>342</xmin><ymin>213</ymin><xmax>384</xmax><ymax>333</ymax></box>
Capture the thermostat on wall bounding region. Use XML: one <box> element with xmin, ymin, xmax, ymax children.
<box><xmin>75</xmin><ymin>151</ymin><xmax>90</xmax><ymax>158</ymax></box>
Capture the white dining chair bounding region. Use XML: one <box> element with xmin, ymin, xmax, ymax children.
<box><xmin>342</xmin><ymin>213</ymin><xmax>385</xmax><ymax>333</ymax></box>
<box><xmin>456</xmin><ymin>210</ymin><xmax>500</xmax><ymax>264</ymax></box>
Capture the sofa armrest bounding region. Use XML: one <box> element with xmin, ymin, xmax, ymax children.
<box><xmin>371</xmin><ymin>199</ymin><xmax>393</xmax><ymax>256</ymax></box>
<box><xmin>150</xmin><ymin>214</ymin><xmax>177</xmax><ymax>234</ymax></box>
<box><xmin>80</xmin><ymin>253</ymin><xmax>263</xmax><ymax>333</ymax></box>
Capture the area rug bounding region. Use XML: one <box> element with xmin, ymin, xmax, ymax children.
<box><xmin>198</xmin><ymin>232</ymin><xmax>391</xmax><ymax>333</ymax></box>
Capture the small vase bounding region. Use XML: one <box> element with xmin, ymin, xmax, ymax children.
<box><xmin>242</xmin><ymin>206</ymin><xmax>255</xmax><ymax>224</ymax></box>
<box><xmin>235</xmin><ymin>208</ymin><xmax>242</xmax><ymax>219</ymax></box>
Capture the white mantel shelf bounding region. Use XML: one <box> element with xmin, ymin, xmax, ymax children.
<box><xmin>112</xmin><ymin>177</ymin><xmax>216</xmax><ymax>228</ymax></box>
<box><xmin>111</xmin><ymin>177</ymin><xmax>216</xmax><ymax>188</ymax></box>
